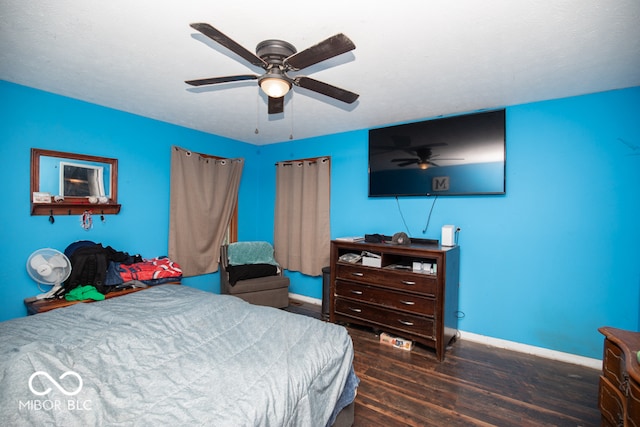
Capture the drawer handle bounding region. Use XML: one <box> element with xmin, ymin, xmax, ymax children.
<box><xmin>401</xmin><ymin>280</ymin><xmax>416</xmax><ymax>285</ymax></box>
<box><xmin>350</xmin><ymin>290</ymin><xmax>363</xmax><ymax>295</ymax></box>
<box><xmin>398</xmin><ymin>319</ymin><xmax>414</xmax><ymax>326</ymax></box>
<box><xmin>348</xmin><ymin>307</ymin><xmax>362</xmax><ymax>313</ymax></box>
<box><xmin>351</xmin><ymin>272</ymin><xmax>364</xmax><ymax>277</ymax></box>
<box><xmin>399</xmin><ymin>300</ymin><xmax>416</xmax><ymax>305</ymax></box>
<box><xmin>621</xmin><ymin>374</ymin><xmax>630</xmax><ymax>396</ymax></box>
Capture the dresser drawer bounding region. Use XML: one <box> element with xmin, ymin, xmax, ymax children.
<box><xmin>335</xmin><ymin>298</ymin><xmax>435</xmax><ymax>339</ymax></box>
<box><xmin>335</xmin><ymin>281</ymin><xmax>435</xmax><ymax>316</ymax></box>
<box><xmin>629</xmin><ymin>379</ymin><xmax>640</xmax><ymax>427</ymax></box>
<box><xmin>603</xmin><ymin>340</ymin><xmax>624</xmax><ymax>390</ymax></box>
<box><xmin>335</xmin><ymin>263</ymin><xmax>438</xmax><ymax>296</ymax></box>
<box><xmin>599</xmin><ymin>376</ymin><xmax>625</xmax><ymax>427</ymax></box>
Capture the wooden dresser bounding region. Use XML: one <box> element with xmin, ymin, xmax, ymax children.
<box><xmin>329</xmin><ymin>240</ymin><xmax>459</xmax><ymax>361</ymax></box>
<box><xmin>598</xmin><ymin>326</ymin><xmax>640</xmax><ymax>426</ymax></box>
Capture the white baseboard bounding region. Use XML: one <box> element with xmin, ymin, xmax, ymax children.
<box><xmin>459</xmin><ymin>330</ymin><xmax>602</xmax><ymax>370</ymax></box>
<box><xmin>289</xmin><ymin>293</ymin><xmax>321</xmax><ymax>306</ymax></box>
<box><xmin>288</xmin><ymin>294</ymin><xmax>602</xmax><ymax>370</ymax></box>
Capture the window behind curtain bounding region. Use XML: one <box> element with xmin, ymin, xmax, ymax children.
<box><xmin>168</xmin><ymin>146</ymin><xmax>244</xmax><ymax>276</ymax></box>
<box><xmin>273</xmin><ymin>157</ymin><xmax>330</xmax><ymax>276</ymax></box>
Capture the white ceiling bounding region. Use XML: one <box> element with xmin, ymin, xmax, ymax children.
<box><xmin>1</xmin><ymin>1</ymin><xmax>639</xmax><ymax>145</ymax></box>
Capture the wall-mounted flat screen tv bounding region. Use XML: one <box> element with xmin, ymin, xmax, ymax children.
<box><xmin>368</xmin><ymin>109</ymin><xmax>506</xmax><ymax>197</ymax></box>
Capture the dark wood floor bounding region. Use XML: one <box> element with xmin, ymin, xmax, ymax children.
<box><xmin>285</xmin><ymin>300</ymin><xmax>602</xmax><ymax>427</ymax></box>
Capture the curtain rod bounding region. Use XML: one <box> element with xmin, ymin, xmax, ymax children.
<box><xmin>275</xmin><ymin>157</ymin><xmax>329</xmax><ymax>166</ymax></box>
<box><xmin>173</xmin><ymin>146</ymin><xmax>242</xmax><ymax>163</ymax></box>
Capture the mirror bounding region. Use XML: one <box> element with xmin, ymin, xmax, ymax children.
<box><xmin>40</xmin><ymin>157</ymin><xmax>112</xmax><ymax>198</ymax></box>
<box><xmin>31</xmin><ymin>148</ymin><xmax>120</xmax><ymax>215</ymax></box>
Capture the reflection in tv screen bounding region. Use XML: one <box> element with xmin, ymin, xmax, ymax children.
<box><xmin>368</xmin><ymin>109</ymin><xmax>506</xmax><ymax>197</ymax></box>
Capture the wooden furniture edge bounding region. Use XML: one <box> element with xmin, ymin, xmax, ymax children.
<box><xmin>24</xmin><ymin>282</ymin><xmax>181</xmax><ymax>315</ymax></box>
<box><xmin>598</xmin><ymin>325</ymin><xmax>640</xmax><ymax>384</ymax></box>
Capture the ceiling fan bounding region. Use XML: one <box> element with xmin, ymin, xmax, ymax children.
<box><xmin>185</xmin><ymin>23</ymin><xmax>359</xmax><ymax>114</ymax></box>
<box><xmin>391</xmin><ymin>142</ymin><xmax>462</xmax><ymax>170</ymax></box>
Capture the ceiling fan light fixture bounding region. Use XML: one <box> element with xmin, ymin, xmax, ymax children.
<box><xmin>259</xmin><ymin>75</ymin><xmax>291</xmax><ymax>98</ymax></box>
<box><xmin>419</xmin><ymin>162</ymin><xmax>429</xmax><ymax>170</ymax></box>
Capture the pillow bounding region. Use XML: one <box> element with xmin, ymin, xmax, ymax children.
<box><xmin>226</xmin><ymin>264</ymin><xmax>278</xmax><ymax>286</ymax></box>
<box><xmin>227</xmin><ymin>241</ymin><xmax>278</xmax><ymax>266</ymax></box>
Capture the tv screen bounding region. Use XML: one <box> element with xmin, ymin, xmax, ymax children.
<box><xmin>368</xmin><ymin>109</ymin><xmax>506</xmax><ymax>197</ymax></box>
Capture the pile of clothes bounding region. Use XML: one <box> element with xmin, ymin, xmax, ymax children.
<box><xmin>58</xmin><ymin>240</ymin><xmax>182</xmax><ymax>299</ymax></box>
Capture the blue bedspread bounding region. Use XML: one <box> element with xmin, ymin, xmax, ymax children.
<box><xmin>0</xmin><ymin>285</ymin><xmax>356</xmax><ymax>426</ymax></box>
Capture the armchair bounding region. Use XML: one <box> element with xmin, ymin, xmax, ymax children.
<box><xmin>219</xmin><ymin>242</ymin><xmax>290</xmax><ymax>308</ymax></box>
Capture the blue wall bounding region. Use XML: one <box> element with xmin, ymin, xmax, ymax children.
<box><xmin>1</xmin><ymin>80</ymin><xmax>638</xmax><ymax>359</ymax></box>
<box><xmin>0</xmin><ymin>80</ymin><xmax>260</xmax><ymax>322</ymax></box>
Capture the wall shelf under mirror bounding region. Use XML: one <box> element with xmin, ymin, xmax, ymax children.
<box><xmin>30</xmin><ymin>148</ymin><xmax>121</xmax><ymax>216</ymax></box>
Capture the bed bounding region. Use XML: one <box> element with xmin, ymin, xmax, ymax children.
<box><xmin>0</xmin><ymin>285</ymin><xmax>358</xmax><ymax>426</ymax></box>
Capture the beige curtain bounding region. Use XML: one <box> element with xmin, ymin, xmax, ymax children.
<box><xmin>274</xmin><ymin>157</ymin><xmax>330</xmax><ymax>276</ymax></box>
<box><xmin>168</xmin><ymin>146</ymin><xmax>244</xmax><ymax>276</ymax></box>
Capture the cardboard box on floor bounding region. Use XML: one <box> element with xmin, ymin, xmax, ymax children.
<box><xmin>379</xmin><ymin>332</ymin><xmax>414</xmax><ymax>351</ymax></box>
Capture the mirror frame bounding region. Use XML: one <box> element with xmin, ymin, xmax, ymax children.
<box><xmin>30</xmin><ymin>148</ymin><xmax>121</xmax><ymax>215</ymax></box>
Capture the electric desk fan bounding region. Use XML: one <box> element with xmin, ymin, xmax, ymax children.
<box><xmin>26</xmin><ymin>248</ymin><xmax>71</xmax><ymax>300</ymax></box>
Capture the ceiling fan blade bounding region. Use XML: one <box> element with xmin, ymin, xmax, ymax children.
<box><xmin>391</xmin><ymin>158</ymin><xmax>418</xmax><ymax>162</ymax></box>
<box><xmin>268</xmin><ymin>97</ymin><xmax>284</xmax><ymax>114</ymax></box>
<box><xmin>190</xmin><ymin>23</ymin><xmax>268</xmax><ymax>69</ymax></box>
<box><xmin>396</xmin><ymin>161</ymin><xmax>417</xmax><ymax>167</ymax></box>
<box><xmin>285</xmin><ymin>33</ymin><xmax>355</xmax><ymax>70</ymax></box>
<box><xmin>185</xmin><ymin>75</ymin><xmax>258</xmax><ymax>86</ymax></box>
<box><xmin>294</xmin><ymin>76</ymin><xmax>358</xmax><ymax>104</ymax></box>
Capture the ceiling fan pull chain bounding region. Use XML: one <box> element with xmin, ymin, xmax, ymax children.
<box><xmin>289</xmin><ymin>95</ymin><xmax>294</xmax><ymax>140</ymax></box>
<box><xmin>255</xmin><ymin>89</ymin><xmax>260</xmax><ymax>135</ymax></box>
